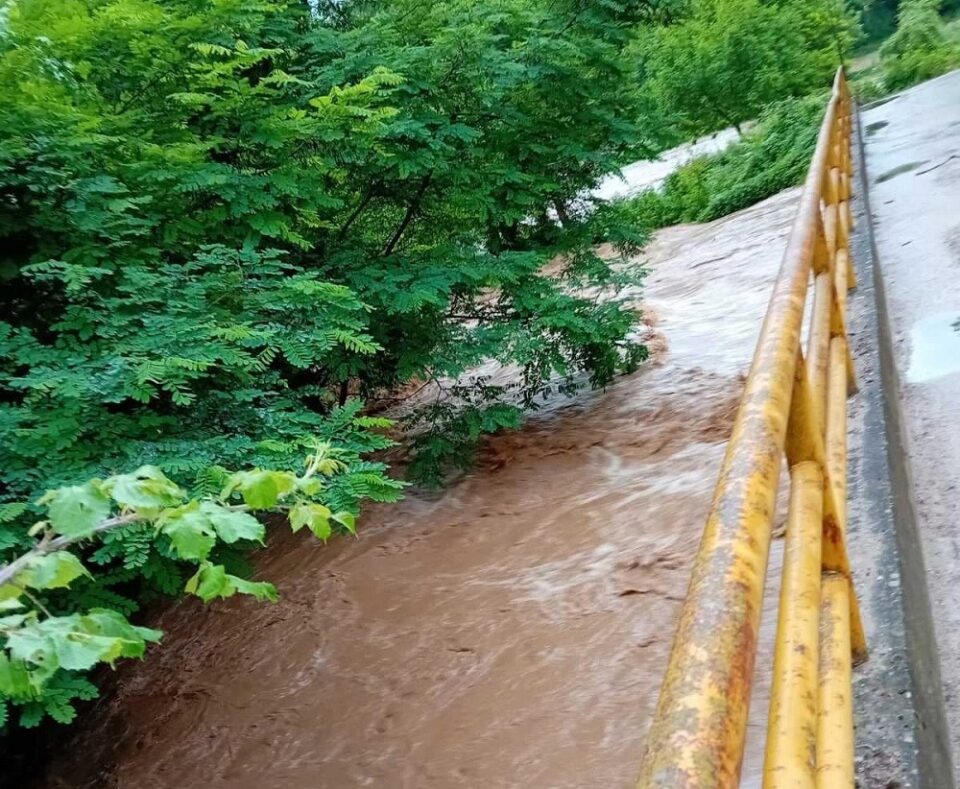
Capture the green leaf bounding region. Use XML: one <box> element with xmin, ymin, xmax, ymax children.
<box><xmin>200</xmin><ymin>502</ymin><xmax>264</xmax><ymax>544</ymax></box>
<box><xmin>184</xmin><ymin>563</ymin><xmax>229</xmax><ymax>602</ymax></box>
<box><xmin>39</xmin><ymin>483</ymin><xmax>110</xmax><ymax>537</ymax></box>
<box><xmin>0</xmin><ymin>502</ymin><xmax>28</xmax><ymax>523</ymax></box>
<box><xmin>82</xmin><ymin>608</ymin><xmax>162</xmax><ymax>647</ymax></box>
<box><xmin>7</xmin><ymin>610</ymin><xmax>161</xmax><ymax>674</ymax></box>
<box><xmin>0</xmin><ymin>612</ymin><xmax>29</xmax><ymax>629</ymax></box>
<box><xmin>332</xmin><ymin>511</ymin><xmax>356</xmax><ymax>534</ymax></box>
<box><xmin>5</xmin><ymin>626</ymin><xmax>60</xmax><ymax>674</ymax></box>
<box><xmin>23</xmin><ymin>551</ymin><xmax>90</xmax><ymax>590</ymax></box>
<box><xmin>223</xmin><ymin>470</ymin><xmax>297</xmax><ymax>509</ymax></box>
<box><xmin>19</xmin><ymin>703</ymin><xmax>45</xmax><ymax>728</ymax></box>
<box><xmin>228</xmin><ymin>576</ymin><xmax>278</xmax><ymax>602</ymax></box>
<box><xmin>0</xmin><ymin>654</ymin><xmax>35</xmax><ymax>697</ymax></box>
<box><xmin>0</xmin><ymin>584</ymin><xmax>22</xmax><ymax>602</ymax></box>
<box><xmin>107</xmin><ymin>467</ymin><xmax>184</xmax><ymax>511</ymax></box>
<box><xmin>296</xmin><ymin>477</ymin><xmax>324</xmax><ymax>497</ymax></box>
<box><xmin>289</xmin><ymin>502</ymin><xmax>332</xmax><ymax>539</ymax></box>
<box><xmin>46</xmin><ymin>697</ymin><xmax>77</xmax><ymax>724</ymax></box>
<box><xmin>160</xmin><ymin>506</ymin><xmax>216</xmax><ymax>561</ymax></box>
<box><xmin>184</xmin><ymin>563</ymin><xmax>277</xmax><ymax>603</ymax></box>
<box><xmin>160</xmin><ymin>501</ymin><xmax>262</xmax><ymax>559</ymax></box>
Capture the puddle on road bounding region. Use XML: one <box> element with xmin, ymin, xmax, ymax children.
<box><xmin>43</xmin><ymin>191</ymin><xmax>802</xmax><ymax>789</ymax></box>
<box><xmin>906</xmin><ymin>312</ymin><xmax>960</xmax><ymax>383</ymax></box>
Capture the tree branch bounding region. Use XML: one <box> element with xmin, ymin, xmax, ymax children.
<box><xmin>0</xmin><ymin>513</ymin><xmax>142</xmax><ymax>589</ymax></box>
<box><xmin>0</xmin><ymin>502</ymin><xmax>256</xmax><ymax>590</ymax></box>
<box><xmin>382</xmin><ymin>171</ymin><xmax>433</xmax><ymax>256</ymax></box>
<box><xmin>335</xmin><ymin>188</ymin><xmax>377</xmax><ymax>241</ymax></box>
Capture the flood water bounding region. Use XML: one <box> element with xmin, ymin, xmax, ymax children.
<box><xmin>594</xmin><ymin>127</ymin><xmax>742</xmax><ymax>201</ymax></box>
<box><xmin>43</xmin><ymin>190</ymin><xmax>801</xmax><ymax>789</ymax></box>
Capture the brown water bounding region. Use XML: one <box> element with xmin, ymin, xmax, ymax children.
<box><xmin>44</xmin><ymin>189</ymin><xmax>801</xmax><ymax>789</ymax></box>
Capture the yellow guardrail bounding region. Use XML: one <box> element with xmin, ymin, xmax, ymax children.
<box><xmin>637</xmin><ymin>68</ymin><xmax>864</xmax><ymax>788</ymax></box>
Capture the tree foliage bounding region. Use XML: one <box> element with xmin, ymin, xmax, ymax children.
<box><xmin>881</xmin><ymin>0</ymin><xmax>957</xmax><ymax>90</ymax></box>
<box><xmin>854</xmin><ymin>0</ymin><xmax>960</xmax><ymax>43</ymax></box>
<box><xmin>640</xmin><ymin>0</ymin><xmax>856</xmax><ymax>136</ymax></box>
<box><xmin>0</xmin><ymin>0</ymin><xmax>662</xmax><ymax>733</ymax></box>
<box><xmin>0</xmin><ymin>0</ymin><xmax>657</xmax><ymax>500</ymax></box>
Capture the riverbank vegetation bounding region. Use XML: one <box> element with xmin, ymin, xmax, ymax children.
<box><xmin>881</xmin><ymin>0</ymin><xmax>960</xmax><ymax>89</ymax></box>
<box><xmin>0</xmin><ymin>0</ymin><xmax>672</xmax><ymax>736</ymax></box>
<box><xmin>608</xmin><ymin>95</ymin><xmax>825</xmax><ymax>231</ymax></box>
<box><xmin>0</xmin><ymin>0</ymin><xmax>954</xmax><ymax>742</ymax></box>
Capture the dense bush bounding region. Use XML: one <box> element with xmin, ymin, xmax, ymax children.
<box><xmin>609</xmin><ymin>94</ymin><xmax>825</xmax><ymax>230</ymax></box>
<box><xmin>851</xmin><ymin>73</ymin><xmax>890</xmax><ymax>102</ymax></box>
<box><xmin>0</xmin><ymin>0</ymin><xmax>667</xmax><ymax>498</ymax></box>
<box><xmin>881</xmin><ymin>0</ymin><xmax>957</xmax><ymax>90</ymax></box>
<box><xmin>845</xmin><ymin>0</ymin><xmax>960</xmax><ymax>48</ymax></box>
<box><xmin>855</xmin><ymin>0</ymin><xmax>902</xmax><ymax>43</ymax></box>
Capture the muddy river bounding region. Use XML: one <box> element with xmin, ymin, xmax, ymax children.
<box><xmin>42</xmin><ymin>189</ymin><xmax>801</xmax><ymax>789</ymax></box>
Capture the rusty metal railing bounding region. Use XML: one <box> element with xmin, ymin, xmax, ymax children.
<box><xmin>636</xmin><ymin>68</ymin><xmax>864</xmax><ymax>788</ymax></box>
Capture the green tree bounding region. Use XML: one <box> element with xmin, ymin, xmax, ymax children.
<box><xmin>881</xmin><ymin>0</ymin><xmax>956</xmax><ymax>89</ymax></box>
<box><xmin>641</xmin><ymin>0</ymin><xmax>854</xmax><ymax>137</ymax></box>
<box><xmin>852</xmin><ymin>0</ymin><xmax>960</xmax><ymax>42</ymax></box>
<box><xmin>0</xmin><ymin>0</ymin><xmax>662</xmax><ymax>734</ymax></box>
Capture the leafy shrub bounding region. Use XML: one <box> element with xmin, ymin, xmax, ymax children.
<box><xmin>0</xmin><ymin>442</ymin><xmax>402</xmax><ymax>728</ymax></box>
<box><xmin>852</xmin><ymin>75</ymin><xmax>889</xmax><ymax>102</ymax></box>
<box><xmin>854</xmin><ymin>0</ymin><xmax>901</xmax><ymax>44</ymax></box>
<box><xmin>881</xmin><ymin>0</ymin><xmax>956</xmax><ymax>90</ymax></box>
<box><xmin>2</xmin><ymin>247</ymin><xmax>392</xmax><ymax>496</ymax></box>
<box><xmin>611</xmin><ymin>93</ymin><xmax>826</xmax><ymax>231</ymax></box>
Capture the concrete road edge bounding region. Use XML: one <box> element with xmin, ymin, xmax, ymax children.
<box><xmin>850</xmin><ymin>98</ymin><xmax>955</xmax><ymax>788</ymax></box>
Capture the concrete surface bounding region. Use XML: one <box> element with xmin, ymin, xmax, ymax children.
<box><xmin>848</xmin><ymin>104</ymin><xmax>952</xmax><ymax>789</ymax></box>
<box><xmin>860</xmin><ymin>69</ymin><xmax>960</xmax><ymax>784</ymax></box>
